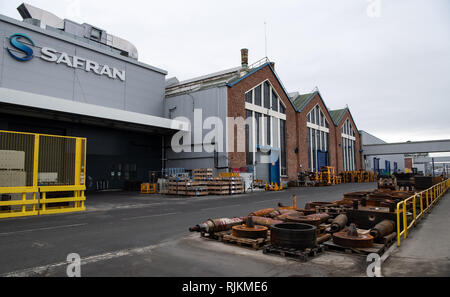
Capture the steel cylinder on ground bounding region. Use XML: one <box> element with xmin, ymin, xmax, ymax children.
<box><xmin>189</xmin><ymin>217</ymin><xmax>244</xmax><ymax>233</ymax></box>
<box><xmin>330</xmin><ymin>214</ymin><xmax>348</xmax><ymax>233</ymax></box>
<box><xmin>245</xmin><ymin>216</ymin><xmax>283</xmax><ymax>227</ymax></box>
<box><xmin>369</xmin><ymin>220</ymin><xmax>395</xmax><ymax>239</ymax></box>
<box><xmin>249</xmin><ymin>208</ymin><xmax>276</xmax><ymax>217</ymax></box>
<box><xmin>270</xmin><ymin>223</ymin><xmax>317</xmax><ymax>249</ymax></box>
<box><xmin>275</xmin><ymin>210</ymin><xmax>300</xmax><ymax>221</ymax></box>
<box><xmin>285</xmin><ymin>213</ymin><xmax>321</xmax><ymax>226</ymax></box>
<box><xmin>232</xmin><ymin>225</ymin><xmax>268</xmax><ymax>239</ymax></box>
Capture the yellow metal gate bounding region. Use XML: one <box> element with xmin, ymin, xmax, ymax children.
<box><xmin>0</xmin><ymin>130</ymin><xmax>86</xmax><ymax>219</ymax></box>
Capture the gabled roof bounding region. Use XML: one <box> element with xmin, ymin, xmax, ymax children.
<box><xmin>226</xmin><ymin>62</ymin><xmax>296</xmax><ymax>110</ymax></box>
<box><xmin>329</xmin><ymin>108</ymin><xmax>348</xmax><ymax>125</ymax></box>
<box><xmin>329</xmin><ymin>107</ymin><xmax>361</xmax><ymax>135</ymax></box>
<box><xmin>291</xmin><ymin>92</ymin><xmax>317</xmax><ymax>111</ymax></box>
<box><xmin>166</xmin><ymin>60</ymin><xmax>297</xmax><ymax>111</ymax></box>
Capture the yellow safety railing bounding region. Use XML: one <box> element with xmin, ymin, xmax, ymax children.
<box><xmin>396</xmin><ymin>178</ymin><xmax>449</xmax><ymax>246</ymax></box>
<box><xmin>0</xmin><ymin>130</ymin><xmax>86</xmax><ymax>219</ymax></box>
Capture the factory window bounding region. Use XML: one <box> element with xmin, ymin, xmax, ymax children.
<box><xmin>280</xmin><ymin>119</ymin><xmax>287</xmax><ymax>176</ymax></box>
<box><xmin>254</xmin><ymin>85</ymin><xmax>262</xmax><ymax>106</ymax></box>
<box><xmin>254</xmin><ymin>112</ymin><xmax>261</xmax><ymax>146</ymax></box>
<box><xmin>264</xmin><ymin>82</ymin><xmax>271</xmax><ymax>109</ymax></box>
<box><xmin>306</xmin><ymin>105</ymin><xmax>330</xmax><ymax>172</ymax></box>
<box><xmin>245</xmin><ymin>90</ymin><xmax>253</xmax><ymax>104</ymax></box>
<box><xmin>272</xmin><ymin>90</ymin><xmax>278</xmax><ymax>112</ymax></box>
<box><xmin>265</xmin><ymin>116</ymin><xmax>271</xmax><ymax>146</ymax></box>
<box><xmin>245</xmin><ymin>110</ymin><xmax>253</xmax><ymax>165</ymax></box>
<box><xmin>280</xmin><ymin>102</ymin><xmax>286</xmax><ymax>114</ymax></box>
<box><xmin>342</xmin><ymin>119</ymin><xmax>356</xmax><ymax>171</ymax></box>
<box><xmin>245</xmin><ymin>80</ymin><xmax>286</xmax><ymax>177</ymax></box>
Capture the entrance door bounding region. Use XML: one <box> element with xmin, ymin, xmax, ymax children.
<box><xmin>317</xmin><ymin>151</ymin><xmax>328</xmax><ymax>170</ymax></box>
<box><xmin>270</xmin><ymin>158</ymin><xmax>280</xmax><ymax>185</ymax></box>
<box><xmin>385</xmin><ymin>161</ymin><xmax>391</xmax><ymax>175</ymax></box>
<box><xmin>374</xmin><ymin>158</ymin><xmax>380</xmax><ymax>174</ymax></box>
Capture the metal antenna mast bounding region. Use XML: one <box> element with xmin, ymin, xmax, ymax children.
<box><xmin>264</xmin><ymin>21</ymin><xmax>268</xmax><ymax>58</ymax></box>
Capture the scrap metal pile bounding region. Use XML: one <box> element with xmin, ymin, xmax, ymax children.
<box><xmin>189</xmin><ymin>176</ymin><xmax>410</xmax><ymax>259</ymax></box>
<box><xmin>297</xmin><ymin>168</ymin><xmax>375</xmax><ymax>187</ymax></box>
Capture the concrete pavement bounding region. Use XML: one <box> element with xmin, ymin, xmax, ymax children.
<box><xmin>0</xmin><ymin>183</ymin><xmax>375</xmax><ymax>276</ymax></box>
<box><xmin>382</xmin><ymin>192</ymin><xmax>450</xmax><ymax>277</ymax></box>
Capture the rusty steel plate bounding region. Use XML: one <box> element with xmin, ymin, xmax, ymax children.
<box><xmin>232</xmin><ymin>225</ymin><xmax>269</xmax><ymax>239</ymax></box>
<box><xmin>285</xmin><ymin>214</ymin><xmax>321</xmax><ymax>226</ymax></box>
<box><xmin>332</xmin><ymin>231</ymin><xmax>374</xmax><ymax>248</ymax></box>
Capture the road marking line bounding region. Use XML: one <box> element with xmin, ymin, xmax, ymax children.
<box><xmin>1</xmin><ymin>242</ymin><xmax>167</xmax><ymax>277</ymax></box>
<box><xmin>0</xmin><ymin>223</ymin><xmax>88</xmax><ymax>236</ymax></box>
<box><xmin>121</xmin><ymin>212</ymin><xmax>179</xmax><ymax>221</ymax></box>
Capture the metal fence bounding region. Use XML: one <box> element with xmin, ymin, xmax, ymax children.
<box><xmin>396</xmin><ymin>178</ymin><xmax>449</xmax><ymax>246</ymax></box>
<box><xmin>0</xmin><ymin>130</ymin><xmax>86</xmax><ymax>219</ymax></box>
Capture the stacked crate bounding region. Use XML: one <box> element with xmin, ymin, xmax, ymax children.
<box><xmin>208</xmin><ymin>177</ymin><xmax>244</xmax><ymax>195</ymax></box>
<box><xmin>168</xmin><ymin>177</ymin><xmax>209</xmax><ymax>197</ymax></box>
<box><xmin>0</xmin><ymin>150</ymin><xmax>27</xmax><ymax>211</ymax></box>
<box><xmin>193</xmin><ymin>168</ymin><xmax>214</xmax><ymax>181</ymax></box>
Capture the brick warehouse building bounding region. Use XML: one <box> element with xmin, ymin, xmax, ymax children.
<box><xmin>1</xmin><ymin>4</ymin><xmax>362</xmax><ymax>190</ymax></box>
<box><xmin>164</xmin><ymin>49</ymin><xmax>362</xmax><ymax>184</ymax></box>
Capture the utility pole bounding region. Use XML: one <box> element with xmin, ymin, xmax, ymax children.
<box><xmin>432</xmin><ymin>157</ymin><xmax>435</xmax><ymax>181</ymax></box>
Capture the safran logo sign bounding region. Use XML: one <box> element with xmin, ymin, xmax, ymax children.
<box><xmin>7</xmin><ymin>33</ymin><xmax>34</xmax><ymax>62</ymax></box>
<box><xmin>6</xmin><ymin>33</ymin><xmax>126</xmax><ymax>81</ymax></box>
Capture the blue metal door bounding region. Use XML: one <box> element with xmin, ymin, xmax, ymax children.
<box><xmin>374</xmin><ymin>158</ymin><xmax>380</xmax><ymax>174</ymax></box>
<box><xmin>385</xmin><ymin>160</ymin><xmax>391</xmax><ymax>175</ymax></box>
<box><xmin>270</xmin><ymin>159</ymin><xmax>280</xmax><ymax>185</ymax></box>
<box><xmin>317</xmin><ymin>151</ymin><xmax>328</xmax><ymax>170</ymax></box>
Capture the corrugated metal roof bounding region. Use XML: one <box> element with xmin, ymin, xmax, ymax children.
<box><xmin>291</xmin><ymin>92</ymin><xmax>317</xmax><ymax>112</ymax></box>
<box><xmin>329</xmin><ymin>108</ymin><xmax>348</xmax><ymax>125</ymax></box>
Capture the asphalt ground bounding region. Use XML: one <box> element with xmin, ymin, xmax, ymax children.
<box><xmin>1</xmin><ymin>182</ymin><xmax>447</xmax><ymax>277</ymax></box>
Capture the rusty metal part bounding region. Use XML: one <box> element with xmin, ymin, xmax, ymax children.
<box><xmin>297</xmin><ymin>208</ymin><xmax>317</xmax><ymax>215</ymax></box>
<box><xmin>285</xmin><ymin>213</ymin><xmax>321</xmax><ymax>226</ymax></box>
<box><xmin>330</xmin><ymin>214</ymin><xmax>348</xmax><ymax>233</ymax></box>
<box><xmin>275</xmin><ymin>210</ymin><xmax>300</xmax><ymax>221</ymax></box>
<box><xmin>317</xmin><ymin>233</ymin><xmax>332</xmax><ymax>244</ymax></box>
<box><xmin>232</xmin><ymin>225</ymin><xmax>268</xmax><ymax>239</ymax></box>
<box><xmin>332</xmin><ymin>223</ymin><xmax>374</xmax><ymax>248</ymax></box>
<box><xmin>370</xmin><ymin>220</ymin><xmax>395</xmax><ymax>239</ymax></box>
<box><xmin>307</xmin><ymin>213</ymin><xmax>330</xmax><ymax>224</ymax></box>
<box><xmin>249</xmin><ymin>208</ymin><xmax>276</xmax><ymax>217</ymax></box>
<box><xmin>245</xmin><ymin>216</ymin><xmax>283</xmax><ymax>227</ymax></box>
<box><xmin>305</xmin><ymin>201</ymin><xmax>335</xmax><ymax>210</ymax></box>
<box><xmin>267</xmin><ymin>210</ymin><xmax>282</xmax><ymax>218</ymax></box>
<box><xmin>189</xmin><ymin>217</ymin><xmax>244</xmax><ymax>233</ymax></box>
<box><xmin>378</xmin><ymin>176</ymin><xmax>397</xmax><ymax>190</ymax></box>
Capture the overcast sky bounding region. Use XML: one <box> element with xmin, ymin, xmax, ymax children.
<box><xmin>1</xmin><ymin>0</ymin><xmax>449</xmax><ymax>143</ymax></box>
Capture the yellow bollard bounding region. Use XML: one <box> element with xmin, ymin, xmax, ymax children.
<box><xmin>274</xmin><ymin>183</ymin><xmax>279</xmax><ymax>191</ymax></box>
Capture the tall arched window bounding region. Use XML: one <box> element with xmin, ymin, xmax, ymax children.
<box><xmin>244</xmin><ymin>80</ymin><xmax>287</xmax><ymax>173</ymax></box>
<box><xmin>307</xmin><ymin>105</ymin><xmax>329</xmax><ymax>172</ymax></box>
<box><xmin>341</xmin><ymin>119</ymin><xmax>356</xmax><ymax>171</ymax></box>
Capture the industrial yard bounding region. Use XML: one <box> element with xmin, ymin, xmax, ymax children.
<box><xmin>0</xmin><ymin>1</ymin><xmax>449</xmax><ymax>285</ymax></box>
<box><xmin>0</xmin><ymin>181</ymin><xmax>448</xmax><ymax>277</ymax></box>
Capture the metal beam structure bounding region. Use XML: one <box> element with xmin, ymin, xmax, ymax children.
<box><xmin>414</xmin><ymin>156</ymin><xmax>450</xmax><ymax>164</ymax></box>
<box><xmin>363</xmin><ymin>139</ymin><xmax>450</xmax><ymax>156</ymax></box>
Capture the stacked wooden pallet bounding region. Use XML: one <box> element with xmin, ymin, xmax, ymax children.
<box><xmin>168</xmin><ymin>178</ymin><xmax>209</xmax><ymax>196</ymax></box>
<box><xmin>193</xmin><ymin>168</ymin><xmax>214</xmax><ymax>181</ymax></box>
<box><xmin>208</xmin><ymin>177</ymin><xmax>244</xmax><ymax>195</ymax></box>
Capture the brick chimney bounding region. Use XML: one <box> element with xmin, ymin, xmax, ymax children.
<box><xmin>241</xmin><ymin>48</ymin><xmax>248</xmax><ymax>68</ymax></box>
